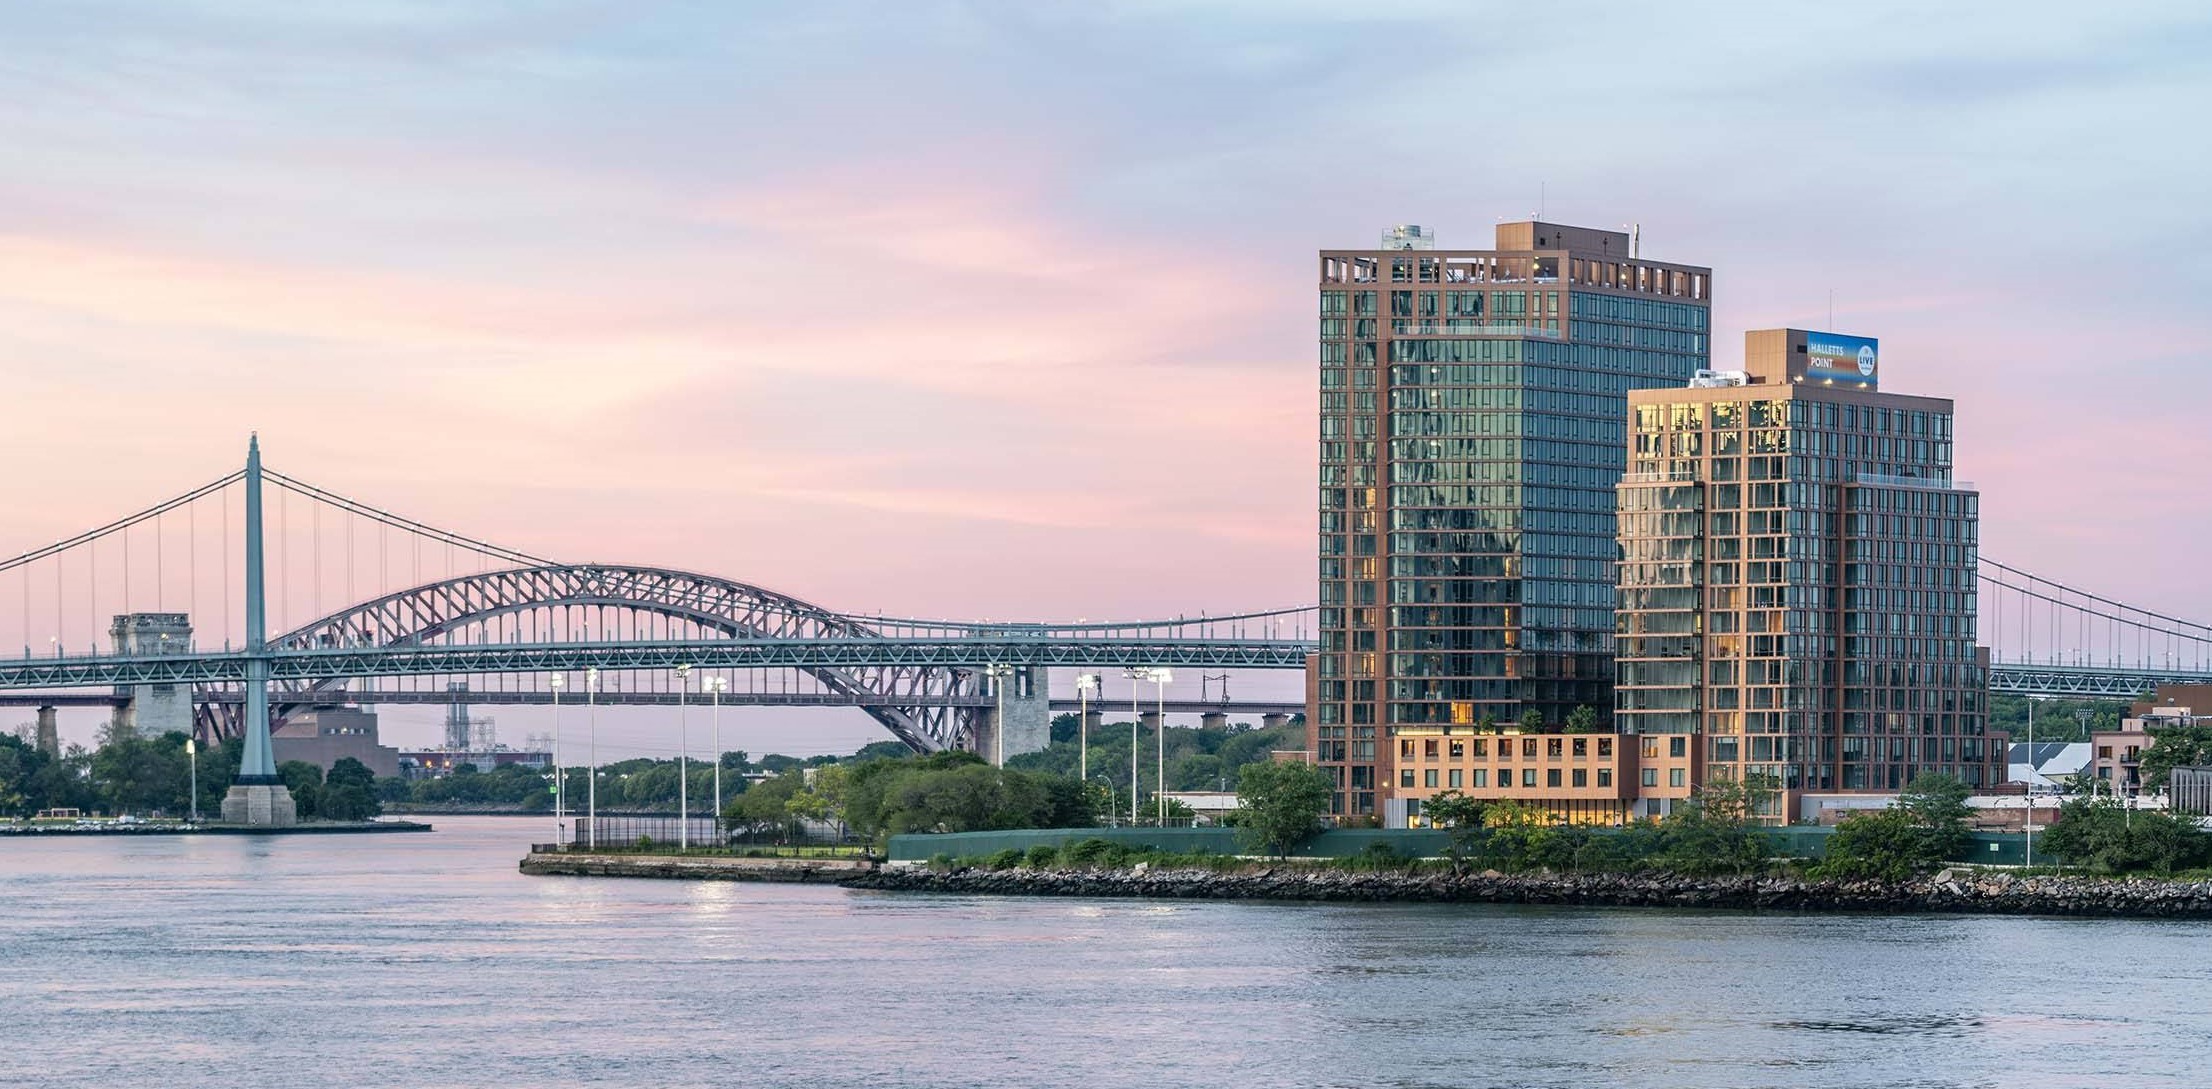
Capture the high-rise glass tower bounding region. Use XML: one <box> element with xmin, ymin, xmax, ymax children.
<box><xmin>1615</xmin><ymin>329</ymin><xmax>1995</xmax><ymax>822</ymax></box>
<box><xmin>1311</xmin><ymin>222</ymin><xmax>1712</xmax><ymax>818</ymax></box>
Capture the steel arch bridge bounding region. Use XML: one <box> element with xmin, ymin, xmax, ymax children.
<box><xmin>247</xmin><ymin>564</ymin><xmax>990</xmax><ymax>752</ymax></box>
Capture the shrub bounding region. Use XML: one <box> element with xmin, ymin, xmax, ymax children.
<box><xmin>1816</xmin><ymin>808</ymin><xmax>1931</xmax><ymax>882</ymax></box>
<box><xmin>2041</xmin><ymin>797</ymin><xmax>2212</xmax><ymax>875</ymax></box>
<box><xmin>1345</xmin><ymin>840</ymin><xmax>1407</xmax><ymax>872</ymax></box>
<box><xmin>1023</xmin><ymin>844</ymin><xmax>1060</xmax><ymax>869</ymax></box>
<box><xmin>1062</xmin><ymin>837</ymin><xmax>1117</xmax><ymax>868</ymax></box>
<box><xmin>984</xmin><ymin>848</ymin><xmax>1025</xmax><ymax>871</ymax></box>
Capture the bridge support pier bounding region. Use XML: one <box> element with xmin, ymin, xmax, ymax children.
<box><xmin>1200</xmin><ymin>711</ymin><xmax>1228</xmax><ymax>732</ymax></box>
<box><xmin>1140</xmin><ymin>710</ymin><xmax>1163</xmax><ymax>736</ymax></box>
<box><xmin>34</xmin><ymin>705</ymin><xmax>58</xmax><ymax>757</ymax></box>
<box><xmin>976</xmin><ymin>665</ymin><xmax>1051</xmax><ymax>762</ymax></box>
<box><xmin>1261</xmin><ymin>712</ymin><xmax>1290</xmax><ymax>732</ymax></box>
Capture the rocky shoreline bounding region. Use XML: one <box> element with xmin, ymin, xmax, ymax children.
<box><xmin>838</xmin><ymin>865</ymin><xmax>2212</xmax><ymax>919</ymax></box>
<box><xmin>519</xmin><ymin>851</ymin><xmax>873</xmax><ymax>883</ymax></box>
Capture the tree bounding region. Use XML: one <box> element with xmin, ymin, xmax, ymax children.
<box><xmin>1564</xmin><ymin>706</ymin><xmax>1602</xmax><ymax>734</ymax></box>
<box><xmin>2137</xmin><ymin>723</ymin><xmax>2212</xmax><ymax>792</ymax></box>
<box><xmin>2040</xmin><ymin>796</ymin><xmax>2212</xmax><ymax>875</ymax></box>
<box><xmin>90</xmin><ymin>731</ymin><xmax>191</xmax><ymax>815</ymax></box>
<box><xmin>726</xmin><ymin>769</ymin><xmax>806</xmax><ymax>834</ymax></box>
<box><xmin>1818</xmin><ymin>809</ymin><xmax>1930</xmax><ymax>882</ymax></box>
<box><xmin>1234</xmin><ymin>760</ymin><xmax>1332</xmax><ymax>858</ymax></box>
<box><xmin>1517</xmin><ymin>709</ymin><xmax>1546</xmax><ymax>734</ymax></box>
<box><xmin>1421</xmin><ymin>790</ymin><xmax>1487</xmax><ymax>873</ymax></box>
<box><xmin>1476</xmin><ymin>711</ymin><xmax>1499</xmax><ymax>735</ymax></box>
<box><xmin>319</xmin><ymin>757</ymin><xmax>381</xmax><ymax>821</ymax></box>
<box><xmin>279</xmin><ymin>760</ymin><xmax>325</xmax><ymax>819</ymax></box>
<box><xmin>1654</xmin><ymin>777</ymin><xmax>1772</xmax><ymax>876</ymax></box>
<box><xmin>787</xmin><ymin>764</ymin><xmax>849</xmax><ymax>824</ymax></box>
<box><xmin>1897</xmin><ymin>773</ymin><xmax>1972</xmax><ymax>860</ymax></box>
<box><xmin>1817</xmin><ymin>774</ymin><xmax>1974</xmax><ymax>882</ymax></box>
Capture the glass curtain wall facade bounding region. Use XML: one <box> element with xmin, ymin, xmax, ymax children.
<box><xmin>1313</xmin><ymin>222</ymin><xmax>1712</xmax><ymax>818</ymax></box>
<box><xmin>1615</xmin><ymin>330</ymin><xmax>1996</xmax><ymax>822</ymax></box>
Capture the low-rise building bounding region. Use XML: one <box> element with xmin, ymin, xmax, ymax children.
<box><xmin>1158</xmin><ymin>791</ymin><xmax>1242</xmax><ymax>826</ymax></box>
<box><xmin>271</xmin><ymin>708</ymin><xmax>402</xmax><ymax>779</ymax></box>
<box><xmin>2008</xmin><ymin>741</ymin><xmax>2093</xmax><ymax>791</ymax></box>
<box><xmin>1386</xmin><ymin>726</ymin><xmax>1650</xmax><ymax>825</ymax></box>
<box><xmin>2087</xmin><ymin>705</ymin><xmax>2202</xmax><ymax>797</ymax></box>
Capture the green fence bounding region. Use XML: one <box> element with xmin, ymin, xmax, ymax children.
<box><xmin>887</xmin><ymin>825</ymin><xmax>2038</xmax><ymax>866</ymax></box>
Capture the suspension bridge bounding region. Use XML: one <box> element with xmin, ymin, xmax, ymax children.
<box><xmin>2</xmin><ymin>440</ymin><xmax>2211</xmax><ymax>820</ymax></box>
<box><xmin>0</xmin><ymin>439</ymin><xmax>1312</xmax><ymax>783</ymax></box>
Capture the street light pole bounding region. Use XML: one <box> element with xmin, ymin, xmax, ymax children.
<box><xmin>2025</xmin><ymin>696</ymin><xmax>2037</xmax><ymax>868</ymax></box>
<box><xmin>1125</xmin><ymin>668</ymin><xmax>1145</xmax><ymax>825</ymax></box>
<box><xmin>676</xmin><ymin>663</ymin><xmax>692</xmax><ymax>850</ymax></box>
<box><xmin>706</xmin><ymin>675</ymin><xmax>727</xmax><ymax>842</ymax></box>
<box><xmin>1153</xmin><ymin>668</ymin><xmax>1173</xmax><ymax>826</ymax></box>
<box><xmin>984</xmin><ymin>663</ymin><xmax>1013</xmax><ymax>767</ymax></box>
<box><xmin>587</xmin><ymin>666</ymin><xmax>600</xmax><ymax>849</ymax></box>
<box><xmin>186</xmin><ymin>737</ymin><xmax>198</xmax><ymax>824</ymax></box>
<box><xmin>549</xmin><ymin>673</ymin><xmax>565</xmax><ymax>845</ymax></box>
<box><xmin>1076</xmin><ymin>673</ymin><xmax>1100</xmax><ymax>783</ymax></box>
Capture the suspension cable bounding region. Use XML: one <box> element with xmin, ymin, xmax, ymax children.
<box><xmin>263</xmin><ymin>469</ymin><xmax>552</xmax><ymax>569</ymax></box>
<box><xmin>0</xmin><ymin>471</ymin><xmax>241</xmax><ymax>576</ymax></box>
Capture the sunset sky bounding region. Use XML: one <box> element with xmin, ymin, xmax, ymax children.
<box><xmin>3</xmin><ymin>2</ymin><xmax>2208</xmax><ymax>754</ymax></box>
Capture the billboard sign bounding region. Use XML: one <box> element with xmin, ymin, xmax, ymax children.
<box><xmin>1803</xmin><ymin>331</ymin><xmax>1878</xmax><ymax>388</ymax></box>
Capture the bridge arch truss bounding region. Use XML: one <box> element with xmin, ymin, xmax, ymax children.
<box><xmin>235</xmin><ymin>565</ymin><xmax>985</xmax><ymax>751</ymax></box>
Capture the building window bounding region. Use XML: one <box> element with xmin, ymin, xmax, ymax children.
<box><xmin>1522</xmin><ymin>769</ymin><xmax>1538</xmax><ymax>788</ymax></box>
<box><xmin>1572</xmin><ymin>769</ymin><xmax>1587</xmax><ymax>788</ymax></box>
<box><xmin>1400</xmin><ymin>769</ymin><xmax>1415</xmax><ymax>788</ymax></box>
<box><xmin>1471</xmin><ymin>769</ymin><xmax>1488</xmax><ymax>788</ymax></box>
<box><xmin>1448</xmin><ymin>769</ymin><xmax>1463</xmax><ymax>788</ymax></box>
<box><xmin>1642</xmin><ymin>769</ymin><xmax>1659</xmax><ymax>788</ymax></box>
<box><xmin>1424</xmin><ymin>769</ymin><xmax>1439</xmax><ymax>789</ymax></box>
<box><xmin>1669</xmin><ymin>737</ymin><xmax>1687</xmax><ymax>758</ymax></box>
<box><xmin>1547</xmin><ymin>769</ymin><xmax>1562</xmax><ymax>788</ymax></box>
<box><xmin>1670</xmin><ymin>768</ymin><xmax>1686</xmax><ymax>788</ymax></box>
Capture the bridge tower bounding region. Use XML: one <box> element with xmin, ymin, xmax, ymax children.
<box><xmin>220</xmin><ymin>436</ymin><xmax>297</xmax><ymax>826</ymax></box>
<box><xmin>108</xmin><ymin>612</ymin><xmax>194</xmax><ymax>739</ymax></box>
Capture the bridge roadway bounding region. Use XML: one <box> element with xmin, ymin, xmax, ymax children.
<box><xmin>0</xmin><ymin>635</ymin><xmax>1315</xmax><ymax>691</ymax></box>
<box><xmin>0</xmin><ymin>639</ymin><xmax>2198</xmax><ymax>704</ymax></box>
<box><xmin>0</xmin><ymin>689</ymin><xmax>1305</xmax><ymax>715</ymax></box>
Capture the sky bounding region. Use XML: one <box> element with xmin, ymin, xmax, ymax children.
<box><xmin>2</xmin><ymin>1</ymin><xmax>2208</xmax><ymax>755</ymax></box>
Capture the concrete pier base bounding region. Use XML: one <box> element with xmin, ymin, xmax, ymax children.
<box><xmin>221</xmin><ymin>783</ymin><xmax>298</xmax><ymax>826</ymax></box>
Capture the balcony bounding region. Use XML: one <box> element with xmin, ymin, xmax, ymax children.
<box><xmin>1855</xmin><ymin>472</ymin><xmax>1975</xmax><ymax>492</ymax></box>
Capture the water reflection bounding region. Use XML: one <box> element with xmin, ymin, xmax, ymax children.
<box><xmin>2</xmin><ymin>817</ymin><xmax>2209</xmax><ymax>1089</ymax></box>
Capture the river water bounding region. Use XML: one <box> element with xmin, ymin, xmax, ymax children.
<box><xmin>1</xmin><ymin>816</ymin><xmax>2203</xmax><ymax>1089</ymax></box>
